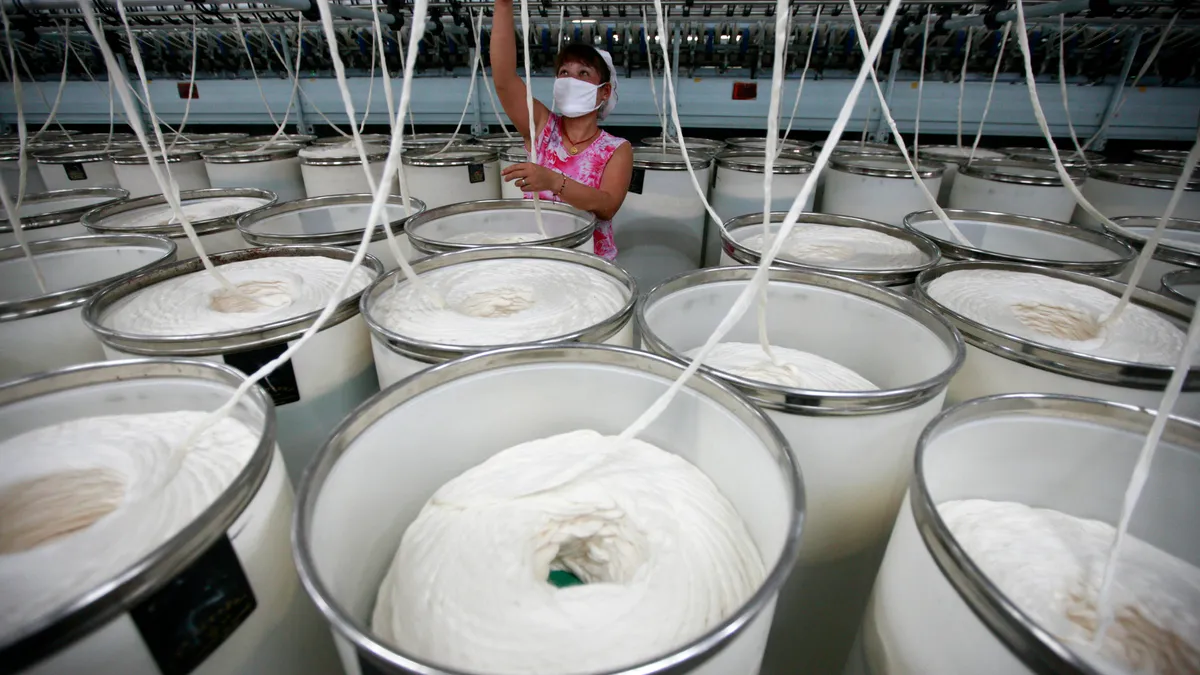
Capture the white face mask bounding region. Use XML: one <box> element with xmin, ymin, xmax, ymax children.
<box><xmin>553</xmin><ymin>78</ymin><xmax>606</xmax><ymax>118</ymax></box>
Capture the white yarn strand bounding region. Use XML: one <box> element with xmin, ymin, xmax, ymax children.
<box><xmin>518</xmin><ymin>0</ymin><xmax>547</xmax><ymax>236</ymax></box>
<box><xmin>1057</xmin><ymin>18</ymin><xmax>1089</xmax><ymax>166</ymax></box>
<box><xmin>312</xmin><ymin>4</ymin><xmax>382</xmax><ymax>193</ymax></box>
<box><xmin>169</xmin><ymin>15</ymin><xmax>200</xmax><ymax>150</ymax></box>
<box><xmin>251</xmin><ymin>14</ymin><xmax>304</xmax><ymax>149</ymax></box>
<box><xmin>232</xmin><ymin>14</ymin><xmax>283</xmax><ymax>130</ymax></box>
<box><xmin>371</xmin><ymin>0</ymin><xmax>398</xmax><ymax>138</ymax></box>
<box><xmin>641</xmin><ymin>9</ymin><xmax>668</xmax><ymax>149</ymax></box>
<box><xmin>968</xmin><ymin>22</ymin><xmax>1011</xmax><ymax>164</ymax></box>
<box><xmin>956</xmin><ymin>27</ymin><xmax>973</xmax><ymax>149</ymax></box>
<box><xmin>913</xmin><ymin>12</ymin><xmax>932</xmax><ymax>157</ymax></box>
<box><xmin>621</xmin><ymin>0</ymin><xmax>905</xmax><ymax>443</ymax></box>
<box><xmin>757</xmin><ymin>0</ymin><xmax>790</xmax><ymax>363</ymax></box>
<box><xmin>433</xmin><ymin>9</ymin><xmax>484</xmax><ymax>156</ymax></box>
<box><xmin>30</xmin><ymin>24</ymin><xmax>71</xmax><ymax>143</ymax></box>
<box><xmin>778</xmin><ymin>8</ymin><xmax>821</xmax><ymax>158</ymax></box>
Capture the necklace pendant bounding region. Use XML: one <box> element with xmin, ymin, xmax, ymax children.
<box><xmin>568</xmin><ymin>146</ymin><xmax>579</xmax><ymax>156</ymax></box>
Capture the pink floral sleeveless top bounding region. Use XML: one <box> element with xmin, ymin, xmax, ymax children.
<box><xmin>524</xmin><ymin>113</ymin><xmax>627</xmax><ymax>261</ymax></box>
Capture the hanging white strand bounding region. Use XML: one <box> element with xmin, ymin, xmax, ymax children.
<box><xmin>232</xmin><ymin>14</ymin><xmax>283</xmax><ymax>130</ymax></box>
<box><xmin>360</xmin><ymin>27</ymin><xmax>377</xmax><ymax>134</ymax></box>
<box><xmin>640</xmin><ymin>9</ymin><xmax>667</xmax><ymax>150</ymax></box>
<box><xmin>620</xmin><ymin>0</ymin><xmax>905</xmax><ymax>443</ymax></box>
<box><xmin>251</xmin><ymin>14</ymin><xmax>304</xmax><ymax>149</ymax></box>
<box><xmin>956</xmin><ymin>27</ymin><xmax>973</xmax><ymax>149</ymax></box>
<box><xmin>518</xmin><ymin>0</ymin><xmax>547</xmax><ymax>236</ymax></box>
<box><xmin>169</xmin><ymin>15</ymin><xmax>200</xmax><ymax>149</ymax></box>
<box><xmin>1058</xmin><ymin>17</ymin><xmax>1088</xmax><ymax>166</ymax></box>
<box><xmin>30</xmin><ymin>24</ymin><xmax>71</xmax><ymax>142</ymax></box>
<box><xmin>860</xmin><ymin>46</ymin><xmax>882</xmax><ymax>146</ymax></box>
<box><xmin>778</xmin><ymin>7</ymin><xmax>821</xmax><ymax>159</ymax></box>
<box><xmin>968</xmin><ymin>22</ymin><xmax>1011</xmax><ymax>163</ymax></box>
<box><xmin>432</xmin><ymin>9</ymin><xmax>484</xmax><ymax>156</ymax></box>
<box><xmin>480</xmin><ymin>49</ymin><xmax>513</xmax><ymax>136</ymax></box>
<box><xmin>913</xmin><ymin>12</ymin><xmax>932</xmax><ymax>157</ymax></box>
<box><xmin>62</xmin><ymin>35</ymin><xmax>118</xmax><ymax>150</ymax></box>
<box><xmin>371</xmin><ymin>0</ymin><xmax>398</xmax><ymax>139</ymax></box>
<box><xmin>1081</xmin><ymin>13</ymin><xmax>1178</xmax><ymax>152</ymax></box>
<box><xmin>757</xmin><ymin>0</ymin><xmax>790</xmax><ymax>363</ymax></box>
<box><xmin>557</xmin><ymin>6</ymin><xmax>566</xmax><ymax>51</ymax></box>
<box><xmin>14</xmin><ymin>48</ymin><xmax>67</xmax><ymax>135</ymax></box>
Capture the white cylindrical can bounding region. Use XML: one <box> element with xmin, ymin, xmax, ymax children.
<box><xmin>1000</xmin><ymin>145</ymin><xmax>1103</xmax><ymax>167</ymax></box>
<box><xmin>822</xmin><ymin>154</ymin><xmax>943</xmax><ymax>227</ymax></box>
<box><xmin>237</xmin><ymin>194</ymin><xmax>427</xmax><ymax>269</ymax></box>
<box><xmin>612</xmin><ymin>148</ymin><xmax>713</xmax><ymax>294</ymax></box>
<box><xmin>915</xmin><ymin>260</ymin><xmax>1200</xmax><ymax>417</ymax></box>
<box><xmin>639</xmin><ymin>135</ymin><xmax>727</xmax><ymax>159</ymax></box>
<box><xmin>34</xmin><ymin>146</ymin><xmax>121</xmax><ymax>191</ymax></box>
<box><xmin>204</xmin><ymin>144</ymin><xmax>308</xmax><ymax>203</ymax></box>
<box><xmin>1161</xmin><ymin>267</ymin><xmax>1200</xmax><ymax>305</ymax></box>
<box><xmin>111</xmin><ymin>146</ymin><xmax>211</xmax><ymax>199</ymax></box>
<box><xmin>948</xmin><ymin>159</ymin><xmax>1082</xmax><ymax>222</ymax></box>
<box><xmin>1075</xmin><ymin>163</ymin><xmax>1200</xmax><ymax>229</ymax></box>
<box><xmin>400</xmin><ymin>147</ymin><xmax>502</xmax><ymax>210</ymax></box>
<box><xmin>638</xmin><ymin>267</ymin><xmax>963</xmax><ymax>675</ymax></box>
<box><xmin>720</xmin><ymin>211</ymin><xmax>940</xmax><ymax>288</ymax></box>
<box><xmin>405</xmin><ymin>198</ymin><xmax>596</xmax><ymax>256</ymax></box>
<box><xmin>499</xmin><ymin>146</ymin><xmax>527</xmax><ymax>200</ymax></box>
<box><xmin>82</xmin><ymin>187</ymin><xmax>276</xmax><ymax>260</ymax></box>
<box><xmin>82</xmin><ymin>245</ymin><xmax>384</xmax><ymax>485</ymax></box>
<box><xmin>862</xmin><ymin>393</ymin><xmax>1200</xmax><ymax>675</ymax></box>
<box><xmin>0</xmin><ymin>143</ymin><xmax>54</xmax><ymax>196</ymax></box>
<box><xmin>709</xmin><ymin>152</ymin><xmax>816</xmax><ymax>267</ymax></box>
<box><xmin>916</xmin><ymin>145</ymin><xmax>1007</xmax><ymax>205</ymax></box>
<box><xmin>361</xmin><ymin>246</ymin><xmax>636</xmax><ymax>387</ymax></box>
<box><xmin>1104</xmin><ymin>215</ymin><xmax>1200</xmax><ymax>290</ymax></box>
<box><xmin>300</xmin><ymin>145</ymin><xmax>393</xmax><ymax>198</ymax></box>
<box><xmin>0</xmin><ymin>358</ymin><xmax>341</xmax><ymax>675</ymax></box>
<box><xmin>294</xmin><ymin>343</ymin><xmax>803</xmax><ymax>675</ymax></box>
<box><xmin>903</xmin><ymin>209</ymin><xmax>1134</xmax><ymax>276</ymax></box>
<box><xmin>0</xmin><ymin>234</ymin><xmax>175</xmax><ymax>382</ymax></box>
<box><xmin>0</xmin><ymin>187</ymin><xmax>127</xmax><ymax>248</ymax></box>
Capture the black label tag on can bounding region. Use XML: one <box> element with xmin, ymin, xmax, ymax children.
<box><xmin>131</xmin><ymin>535</ymin><xmax>257</xmax><ymax>675</ymax></box>
<box><xmin>628</xmin><ymin>167</ymin><xmax>645</xmax><ymax>195</ymax></box>
<box><xmin>63</xmin><ymin>162</ymin><xmax>88</xmax><ymax>181</ymax></box>
<box><xmin>467</xmin><ymin>163</ymin><xmax>486</xmax><ymax>184</ymax></box>
<box><xmin>359</xmin><ymin>651</ymin><xmax>391</xmax><ymax>675</ymax></box>
<box><xmin>223</xmin><ymin>342</ymin><xmax>301</xmax><ymax>406</ymax></box>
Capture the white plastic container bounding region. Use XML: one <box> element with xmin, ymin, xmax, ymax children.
<box><xmin>708</xmin><ymin>152</ymin><xmax>816</xmax><ymax>266</ymax></box>
<box><xmin>862</xmin><ymin>393</ymin><xmax>1200</xmax><ymax>675</ymax></box>
<box><xmin>724</xmin><ymin>137</ymin><xmax>814</xmax><ymax>156</ymax></box>
<box><xmin>612</xmin><ymin>148</ymin><xmax>713</xmax><ymax>294</ymax></box>
<box><xmin>1001</xmin><ymin>145</ymin><xmax>1103</xmax><ymax>167</ymax></box>
<box><xmin>1104</xmin><ymin>215</ymin><xmax>1200</xmax><ymax>290</ymax></box>
<box><xmin>400</xmin><ymin>147</ymin><xmax>502</xmax><ymax>210</ymax></box>
<box><xmin>639</xmin><ymin>135</ymin><xmax>727</xmax><ymax>158</ymax></box>
<box><xmin>401</xmin><ymin>132</ymin><xmax>471</xmax><ymax>150</ymax></box>
<box><xmin>916</xmin><ymin>145</ymin><xmax>1007</xmax><ymax>204</ymax></box>
<box><xmin>82</xmin><ymin>187</ymin><xmax>276</xmax><ymax>260</ymax></box>
<box><xmin>903</xmin><ymin>209</ymin><xmax>1134</xmax><ymax>276</ymax></box>
<box><xmin>361</xmin><ymin>246</ymin><xmax>636</xmax><ymax>387</ymax></box>
<box><xmin>638</xmin><ymin>267</ymin><xmax>963</xmax><ymax>675</ymax></box>
<box><xmin>0</xmin><ymin>358</ymin><xmax>341</xmax><ymax>675</ymax></box>
<box><xmin>204</xmin><ymin>144</ymin><xmax>308</xmax><ymax>203</ymax></box>
<box><xmin>83</xmin><ymin>246</ymin><xmax>383</xmax><ymax>484</ymax></box>
<box><xmin>0</xmin><ymin>187</ymin><xmax>127</xmax><ymax>247</ymax></box>
<box><xmin>472</xmin><ymin>132</ymin><xmax>524</xmax><ymax>150</ymax></box>
<box><xmin>822</xmin><ymin>154</ymin><xmax>943</xmax><ymax>227</ymax></box>
<box><xmin>915</xmin><ymin>260</ymin><xmax>1200</xmax><ymax>417</ymax></box>
<box><xmin>111</xmin><ymin>146</ymin><xmax>211</xmax><ymax>199</ymax></box>
<box><xmin>1075</xmin><ymin>163</ymin><xmax>1200</xmax><ymax>229</ymax></box>
<box><xmin>499</xmin><ymin>146</ymin><xmax>527</xmax><ymax>200</ymax></box>
<box><xmin>293</xmin><ymin>343</ymin><xmax>803</xmax><ymax>675</ymax></box>
<box><xmin>1161</xmin><ymin>267</ymin><xmax>1200</xmax><ymax>304</ymax></box>
<box><xmin>721</xmin><ymin>211</ymin><xmax>940</xmax><ymax>288</ymax></box>
<box><xmin>405</xmin><ymin>198</ymin><xmax>596</xmax><ymax>256</ymax></box>
<box><xmin>237</xmin><ymin>194</ymin><xmax>427</xmax><ymax>269</ymax></box>
<box><xmin>0</xmin><ymin>143</ymin><xmax>52</xmax><ymax>197</ymax></box>
<box><xmin>300</xmin><ymin>145</ymin><xmax>393</xmax><ymax>199</ymax></box>
<box><xmin>34</xmin><ymin>146</ymin><xmax>121</xmax><ymax>190</ymax></box>
<box><xmin>0</xmin><ymin>234</ymin><xmax>175</xmax><ymax>383</ymax></box>
<box><xmin>948</xmin><ymin>159</ymin><xmax>1082</xmax><ymax>223</ymax></box>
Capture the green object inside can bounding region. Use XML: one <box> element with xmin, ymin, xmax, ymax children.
<box><xmin>548</xmin><ymin>569</ymin><xmax>584</xmax><ymax>588</ymax></box>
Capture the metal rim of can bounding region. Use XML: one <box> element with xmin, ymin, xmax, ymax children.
<box><xmin>1000</xmin><ymin>146</ymin><xmax>1103</xmax><ymax>166</ymax></box>
<box><xmin>956</xmin><ymin>158</ymin><xmax>1084</xmax><ymax>186</ymax></box>
<box><xmin>202</xmin><ymin>143</ymin><xmax>304</xmax><ymax>163</ymax></box>
<box><xmin>0</xmin><ymin>187</ymin><xmax>129</xmax><ymax>232</ymax></box>
<box><xmin>815</xmin><ymin>140</ymin><xmax>901</xmax><ymax>156</ymax></box>
<box><xmin>1131</xmin><ymin>148</ymin><xmax>1188</xmax><ymax>168</ymax></box>
<box><xmin>903</xmin><ymin>208</ymin><xmax>1135</xmax><ymax>275</ymax></box>
<box><xmin>402</xmin><ymin>132</ymin><xmax>472</xmax><ymax>148</ymax></box>
<box><xmin>236</xmin><ymin>193</ymin><xmax>428</xmax><ymax>247</ymax></box>
<box><xmin>1088</xmin><ymin>162</ymin><xmax>1200</xmax><ymax>191</ymax></box>
<box><xmin>639</xmin><ymin>136</ymin><xmax>727</xmax><ymax>150</ymax></box>
<box><xmin>0</xmin><ymin>357</ymin><xmax>275</xmax><ymax>672</ymax></box>
<box><xmin>715</xmin><ymin>150</ymin><xmax>814</xmax><ymax>174</ymax></box>
<box><xmin>81</xmin><ymin>187</ymin><xmax>278</xmax><ymax>239</ymax></box>
<box><xmin>406</xmin><ymin>198</ymin><xmax>596</xmax><ymax>254</ymax></box>
<box><xmin>0</xmin><ymin>234</ymin><xmax>177</xmax><ymax>321</ymax></box>
<box><xmin>299</xmin><ymin>147</ymin><xmax>389</xmax><ymax>166</ymax></box>
<box><xmin>293</xmin><ymin>341</ymin><xmax>803</xmax><ymax>675</ymax></box>
<box><xmin>638</xmin><ymin>265</ymin><xmax>964</xmax><ymax>414</ymax></box>
<box><xmin>360</xmin><ymin>245</ymin><xmax>636</xmax><ymax>365</ymax></box>
<box><xmin>1106</xmin><ymin>215</ymin><xmax>1200</xmax><ymax>268</ymax></box>
<box><xmin>471</xmin><ymin>132</ymin><xmax>525</xmax><ymax>149</ymax></box>
<box><xmin>82</xmin><ymin>244</ymin><xmax>384</xmax><ymax>356</ymax></box>
<box><xmin>174</xmin><ymin>132</ymin><xmax>250</xmax><ymax>143</ymax></box>
<box><xmin>230</xmin><ymin>133</ymin><xmax>318</xmax><ymax>146</ymax></box>
<box><xmin>631</xmin><ymin>147</ymin><xmax>714</xmax><ymax>171</ymax></box>
<box><xmin>32</xmin><ymin>145</ymin><xmax>115</xmax><ymax>164</ymax></box>
<box><xmin>310</xmin><ymin>134</ymin><xmax>391</xmax><ymax>146</ymax></box>
<box><xmin>109</xmin><ymin>146</ymin><xmax>206</xmax><ymax>165</ymax></box>
<box><xmin>915</xmin><ymin>260</ymin><xmax>1200</xmax><ymax>389</ymax></box>
<box><xmin>908</xmin><ymin>391</ymin><xmax>1200</xmax><ymax>675</ymax></box>
<box><xmin>724</xmin><ymin>136</ymin><xmax>813</xmax><ymax>152</ymax></box>
<box><xmin>915</xmin><ymin>144</ymin><xmax>1006</xmax><ymax>165</ymax></box>
<box><xmin>401</xmin><ymin>147</ymin><xmax>499</xmax><ymax>167</ymax></box>
<box><xmin>828</xmin><ymin>153</ymin><xmax>944</xmax><ymax>179</ymax></box>
<box><xmin>498</xmin><ymin>146</ymin><xmax>528</xmax><ymax>163</ymax></box>
<box><xmin>722</xmin><ymin>211</ymin><xmax>941</xmax><ymax>285</ymax></box>
<box><xmin>1161</xmin><ymin>267</ymin><xmax>1200</xmax><ymax>305</ymax></box>
<box><xmin>0</xmin><ymin>141</ymin><xmax>64</xmax><ymax>161</ymax></box>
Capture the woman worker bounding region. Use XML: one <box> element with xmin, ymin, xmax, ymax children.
<box><xmin>491</xmin><ymin>0</ymin><xmax>633</xmax><ymax>260</ymax></box>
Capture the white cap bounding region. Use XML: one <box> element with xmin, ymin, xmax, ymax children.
<box><xmin>594</xmin><ymin>48</ymin><xmax>618</xmax><ymax>120</ymax></box>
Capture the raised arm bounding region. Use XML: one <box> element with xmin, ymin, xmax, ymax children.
<box><xmin>491</xmin><ymin>0</ymin><xmax>550</xmax><ymax>142</ymax></box>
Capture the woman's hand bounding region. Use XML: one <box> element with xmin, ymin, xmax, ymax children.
<box><xmin>501</xmin><ymin>162</ymin><xmax>563</xmax><ymax>193</ymax></box>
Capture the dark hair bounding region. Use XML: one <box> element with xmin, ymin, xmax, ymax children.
<box><xmin>553</xmin><ymin>45</ymin><xmax>611</xmax><ymax>84</ymax></box>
